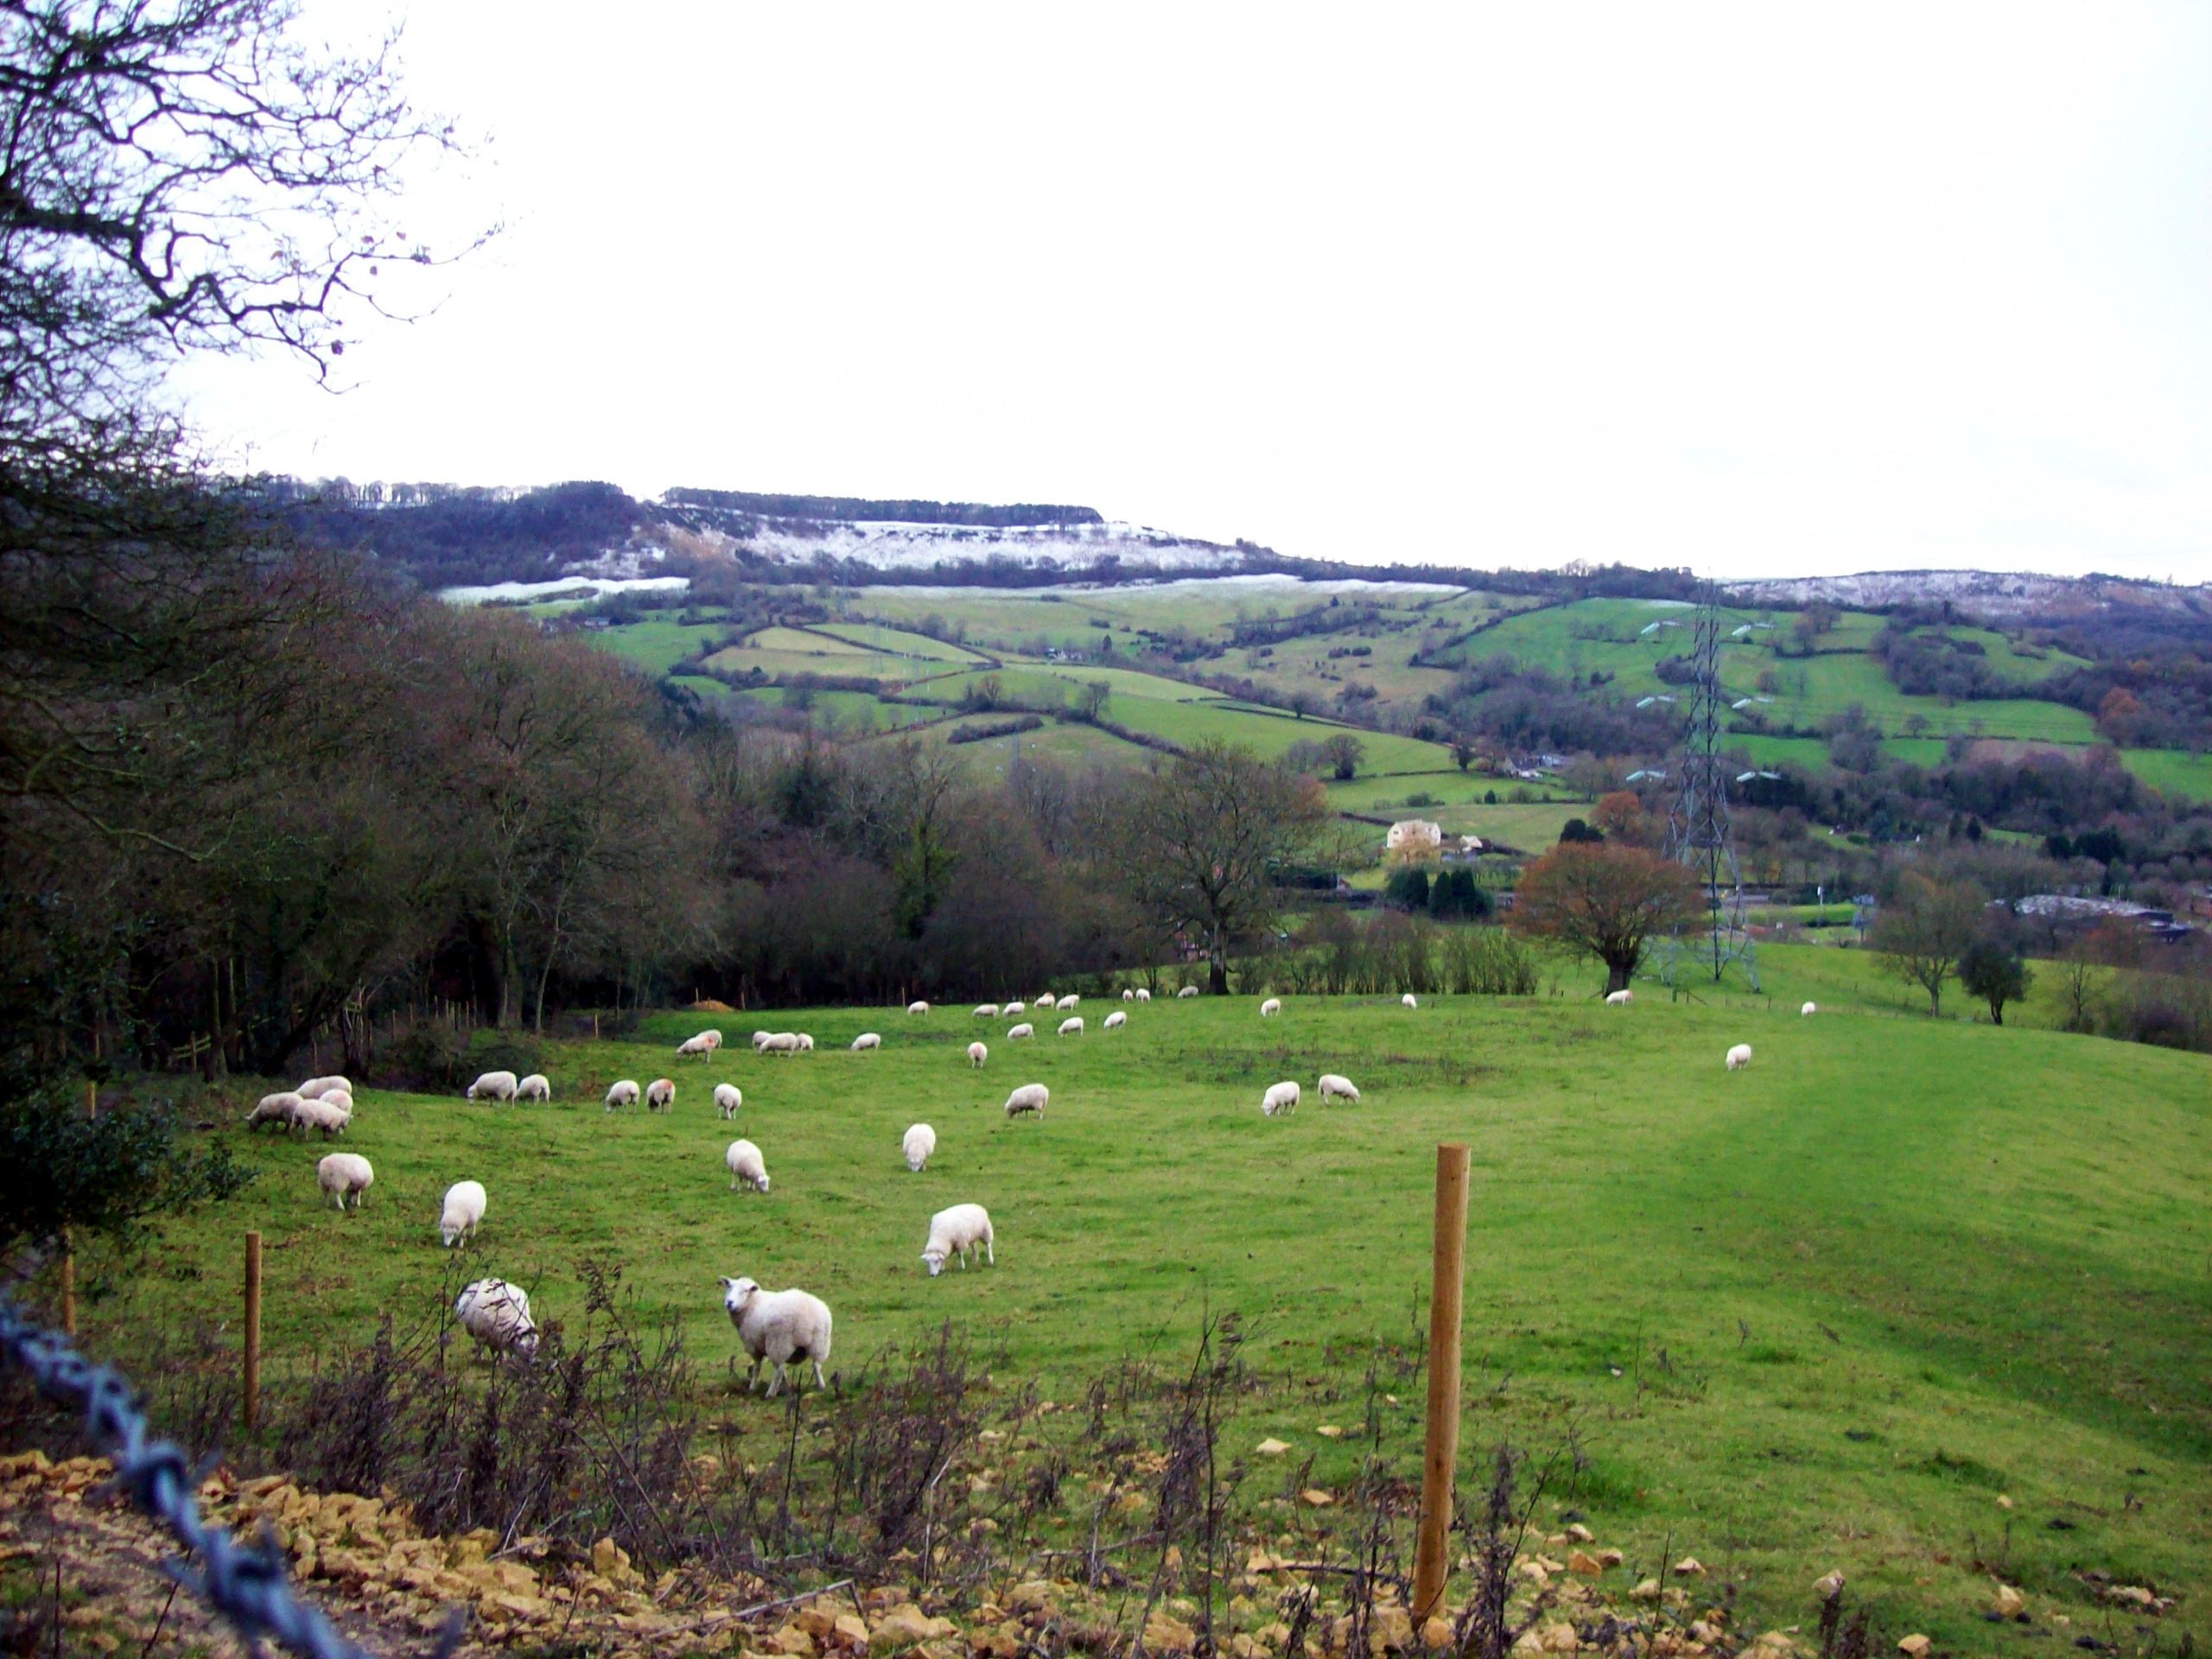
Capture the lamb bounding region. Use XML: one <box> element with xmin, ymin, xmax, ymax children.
<box><xmin>715</xmin><ymin>1083</ymin><xmax>743</xmax><ymax>1118</ymax></box>
<box><xmin>645</xmin><ymin>1077</ymin><xmax>676</xmax><ymax>1111</ymax></box>
<box><xmin>605</xmin><ymin>1078</ymin><xmax>640</xmax><ymax>1111</ymax></box>
<box><xmin>1006</xmin><ymin>1022</ymin><xmax>1035</xmax><ymax>1040</ymax></box>
<box><xmin>515</xmin><ymin>1074</ymin><xmax>550</xmax><ymax>1102</ymax></box>
<box><xmin>1402</xmin><ymin>993</ymin><xmax>1419</xmax><ymax>1009</ymax></box>
<box><xmin>1605</xmin><ymin>989</ymin><xmax>1634</xmax><ymax>1007</ymax></box>
<box><xmin>439</xmin><ymin>1179</ymin><xmax>487</xmax><ymax>1248</ymax></box>
<box><xmin>246</xmin><ymin>1091</ymin><xmax>303</xmax><ymax>1131</ymax></box>
<box><xmin>467</xmin><ymin>1071</ymin><xmax>519</xmax><ymax>1102</ymax></box>
<box><xmin>968</xmin><ymin>1041</ymin><xmax>988</xmax><ymax>1068</ymax></box>
<box><xmin>1177</xmin><ymin>986</ymin><xmax>1199</xmax><ymax>999</ymax></box>
<box><xmin>919</xmin><ymin>1204</ymin><xmax>995</xmax><ymax>1275</ymax></box>
<box><xmin>1260</xmin><ymin>997</ymin><xmax>1282</xmax><ymax>1018</ymax></box>
<box><xmin>316</xmin><ymin>1152</ymin><xmax>373</xmax><ymax>1211</ymax></box>
<box><xmin>1103</xmin><ymin>1010</ymin><xmax>1127</xmax><ymax>1030</ymax></box>
<box><xmin>720</xmin><ymin>1276</ymin><xmax>833</xmax><ymax>1395</ymax></box>
<box><xmin>1726</xmin><ymin>1043</ymin><xmax>1754</xmax><ymax>1071</ymax></box>
<box><xmin>725</xmin><ymin>1138</ymin><xmax>770</xmax><ymax>1193</ymax></box>
<box><xmin>1135</xmin><ymin>988</ymin><xmax>1151</xmax><ymax>1002</ymax></box>
<box><xmin>1001</xmin><ymin>1000</ymin><xmax>1026</xmax><ymax>1015</ymax></box>
<box><xmin>1004</xmin><ymin>1083</ymin><xmax>1049</xmax><ymax>1120</ymax></box>
<box><xmin>907</xmin><ymin>1000</ymin><xmax>931</xmax><ymax>1015</ymax></box>
<box><xmin>290</xmin><ymin>1096</ymin><xmax>352</xmax><ymax>1136</ymax></box>
<box><xmin>677</xmin><ymin>1031</ymin><xmax>720</xmax><ymax>1057</ymax></box>
<box><xmin>1801</xmin><ymin>1001</ymin><xmax>1817</xmax><ymax>1016</ymax></box>
<box><xmin>973</xmin><ymin>1003</ymin><xmax>1000</xmax><ymax>1018</ymax></box>
<box><xmin>296</xmin><ymin>1075</ymin><xmax>350</xmax><ymax>1101</ymax></box>
<box><xmin>903</xmin><ymin>1122</ymin><xmax>937</xmax><ymax>1172</ymax></box>
<box><xmin>851</xmin><ymin>1032</ymin><xmax>882</xmax><ymax>1051</ymax></box>
<box><xmin>1261</xmin><ymin>1080</ymin><xmax>1300</xmax><ymax>1116</ymax></box>
<box><xmin>1055</xmin><ymin>994</ymin><xmax>1079</xmax><ymax>1012</ymax></box>
<box><xmin>454</xmin><ymin>1279</ymin><xmax>537</xmax><ymax>1357</ymax></box>
<box><xmin>1318</xmin><ymin>1073</ymin><xmax>1361</xmax><ymax>1103</ymax></box>
<box><xmin>1058</xmin><ymin>1015</ymin><xmax>1084</xmax><ymax>1036</ymax></box>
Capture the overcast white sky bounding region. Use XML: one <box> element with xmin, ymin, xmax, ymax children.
<box><xmin>173</xmin><ymin>3</ymin><xmax>2212</xmax><ymax>582</ymax></box>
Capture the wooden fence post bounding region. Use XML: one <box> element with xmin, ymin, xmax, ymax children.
<box><xmin>59</xmin><ymin>1235</ymin><xmax>75</xmax><ymax>1338</ymax></box>
<box><xmin>1413</xmin><ymin>1142</ymin><xmax>1472</xmax><ymax>1621</ymax></box>
<box><xmin>242</xmin><ymin>1230</ymin><xmax>263</xmax><ymax>1431</ymax></box>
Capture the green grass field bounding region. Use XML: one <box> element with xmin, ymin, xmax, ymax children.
<box><xmin>68</xmin><ymin>945</ymin><xmax>2210</xmax><ymax>1653</ymax></box>
<box><xmin>2122</xmin><ymin>747</ymin><xmax>2212</xmax><ymax>804</ymax></box>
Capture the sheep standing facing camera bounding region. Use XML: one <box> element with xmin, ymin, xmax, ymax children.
<box><xmin>903</xmin><ymin>1122</ymin><xmax>936</xmax><ymax>1172</ymax></box>
<box><xmin>721</xmin><ymin>1276</ymin><xmax>833</xmax><ymax>1395</ymax></box>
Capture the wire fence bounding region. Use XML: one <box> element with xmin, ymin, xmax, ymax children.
<box><xmin>0</xmin><ymin>1296</ymin><xmax>398</xmax><ymax>1659</ymax></box>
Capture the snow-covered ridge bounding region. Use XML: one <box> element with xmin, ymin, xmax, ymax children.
<box><xmin>441</xmin><ymin>575</ymin><xmax>689</xmax><ymax>605</ymax></box>
<box><xmin>700</xmin><ymin>512</ymin><xmax>1246</xmax><ymax>573</ymax></box>
<box><xmin>1726</xmin><ymin>569</ymin><xmax>2210</xmax><ymax>620</ymax></box>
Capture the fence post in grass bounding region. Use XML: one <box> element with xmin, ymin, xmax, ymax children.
<box><xmin>1413</xmin><ymin>1141</ymin><xmax>1471</xmax><ymax>1621</ymax></box>
<box><xmin>242</xmin><ymin>1230</ymin><xmax>263</xmax><ymax>1431</ymax></box>
<box><xmin>59</xmin><ymin>1234</ymin><xmax>75</xmax><ymax>1337</ymax></box>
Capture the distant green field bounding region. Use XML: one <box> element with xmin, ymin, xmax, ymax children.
<box><xmin>2123</xmin><ymin>747</ymin><xmax>2212</xmax><ymax>803</ymax></box>
<box><xmin>86</xmin><ymin>954</ymin><xmax>2212</xmax><ymax>1654</ymax></box>
<box><xmin>588</xmin><ymin>612</ymin><xmax>724</xmax><ymax>676</ymax></box>
<box><xmin>811</xmin><ymin>621</ymin><xmax>988</xmax><ymax>662</ymax></box>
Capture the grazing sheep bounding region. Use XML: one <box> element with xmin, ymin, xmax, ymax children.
<box><xmin>724</xmin><ymin>1138</ymin><xmax>770</xmax><ymax>1193</ymax></box>
<box><xmin>757</xmin><ymin>1032</ymin><xmax>799</xmax><ymax>1056</ymax></box>
<box><xmin>1006</xmin><ymin>1022</ymin><xmax>1035</xmax><ymax>1040</ymax></box>
<box><xmin>1002</xmin><ymin>1000</ymin><xmax>1026</xmax><ymax>1015</ymax></box>
<box><xmin>794</xmin><ymin>1033</ymin><xmax>816</xmax><ymax>1053</ymax></box>
<box><xmin>316</xmin><ymin>1152</ymin><xmax>373</xmax><ymax>1211</ymax></box>
<box><xmin>246</xmin><ymin>1090</ymin><xmax>303</xmax><ymax>1131</ymax></box>
<box><xmin>973</xmin><ymin>1003</ymin><xmax>1000</xmax><ymax>1018</ymax></box>
<box><xmin>907</xmin><ymin>1000</ymin><xmax>931</xmax><ymax>1016</ymax></box>
<box><xmin>919</xmin><ymin>1204</ymin><xmax>995</xmax><ymax>1276</ymax></box>
<box><xmin>317</xmin><ymin>1087</ymin><xmax>353</xmax><ymax>1115</ymax></box>
<box><xmin>1318</xmin><ymin>1073</ymin><xmax>1361</xmax><ymax>1103</ymax></box>
<box><xmin>1055</xmin><ymin>994</ymin><xmax>1079</xmax><ymax>1012</ymax></box>
<box><xmin>514</xmin><ymin>1074</ymin><xmax>550</xmax><ymax>1102</ymax></box>
<box><xmin>1260</xmin><ymin>997</ymin><xmax>1282</xmax><ymax>1018</ymax></box>
<box><xmin>1103</xmin><ymin>1010</ymin><xmax>1127</xmax><ymax>1030</ymax></box>
<box><xmin>1003</xmin><ymin>1083</ymin><xmax>1049</xmax><ymax>1120</ymax></box>
<box><xmin>1177</xmin><ymin>985</ymin><xmax>1199</xmax><ymax>999</ymax></box>
<box><xmin>605</xmin><ymin>1078</ymin><xmax>640</xmax><ymax>1111</ymax></box>
<box><xmin>715</xmin><ymin>1083</ymin><xmax>742</xmax><ymax>1118</ymax></box>
<box><xmin>1058</xmin><ymin>1015</ymin><xmax>1084</xmax><ymax>1036</ymax></box>
<box><xmin>439</xmin><ymin>1180</ymin><xmax>487</xmax><ymax>1248</ymax></box>
<box><xmin>903</xmin><ymin>1122</ymin><xmax>937</xmax><ymax>1172</ymax></box>
<box><xmin>968</xmin><ymin>1041</ymin><xmax>988</xmax><ymax>1068</ymax></box>
<box><xmin>1135</xmin><ymin>988</ymin><xmax>1151</xmax><ymax>1002</ymax></box>
<box><xmin>1122</xmin><ymin>988</ymin><xmax>1135</xmax><ymax>1001</ymax></box>
<box><xmin>1605</xmin><ymin>989</ymin><xmax>1634</xmax><ymax>1007</ymax></box>
<box><xmin>1034</xmin><ymin>992</ymin><xmax>1055</xmax><ymax>1011</ymax></box>
<box><xmin>454</xmin><ymin>1279</ymin><xmax>537</xmax><ymax>1357</ymax></box>
<box><xmin>1726</xmin><ymin>1043</ymin><xmax>1754</xmax><ymax>1071</ymax></box>
<box><xmin>750</xmin><ymin>1029</ymin><xmax>773</xmax><ymax>1048</ymax></box>
<box><xmin>1261</xmin><ymin>1080</ymin><xmax>1300</xmax><ymax>1116</ymax></box>
<box><xmin>467</xmin><ymin>1070</ymin><xmax>519</xmax><ymax>1103</ymax></box>
<box><xmin>646</xmin><ymin>1077</ymin><xmax>676</xmax><ymax>1111</ymax></box>
<box><xmin>290</xmin><ymin>1096</ymin><xmax>352</xmax><ymax>1137</ymax></box>
<box><xmin>720</xmin><ymin>1276</ymin><xmax>833</xmax><ymax>1395</ymax></box>
<box><xmin>296</xmin><ymin>1075</ymin><xmax>350</xmax><ymax>1101</ymax></box>
<box><xmin>677</xmin><ymin>1031</ymin><xmax>720</xmax><ymax>1057</ymax></box>
<box><xmin>852</xmin><ymin>1032</ymin><xmax>882</xmax><ymax>1051</ymax></box>
<box><xmin>1801</xmin><ymin>1001</ymin><xmax>1817</xmax><ymax>1016</ymax></box>
<box><xmin>1402</xmin><ymin>993</ymin><xmax>1419</xmax><ymax>1009</ymax></box>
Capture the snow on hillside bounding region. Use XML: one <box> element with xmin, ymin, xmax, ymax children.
<box><xmin>725</xmin><ymin>515</ymin><xmax>1243</xmax><ymax>572</ymax></box>
<box><xmin>1728</xmin><ymin>569</ymin><xmax>2210</xmax><ymax>620</ymax></box>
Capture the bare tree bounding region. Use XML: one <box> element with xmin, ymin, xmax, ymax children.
<box><xmin>1871</xmin><ymin>871</ymin><xmax>1986</xmax><ymax>1014</ymax></box>
<box><xmin>1509</xmin><ymin>842</ymin><xmax>1701</xmax><ymax>994</ymax></box>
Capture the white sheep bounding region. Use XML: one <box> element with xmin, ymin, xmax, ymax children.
<box><xmin>1318</xmin><ymin>1073</ymin><xmax>1361</xmax><ymax>1103</ymax></box>
<box><xmin>605</xmin><ymin>1078</ymin><xmax>640</xmax><ymax>1111</ymax></box>
<box><xmin>794</xmin><ymin>1033</ymin><xmax>816</xmax><ymax>1053</ymax></box>
<box><xmin>1002</xmin><ymin>1000</ymin><xmax>1026</xmax><ymax>1015</ymax></box>
<box><xmin>1122</xmin><ymin>988</ymin><xmax>1135</xmax><ymax>1001</ymax></box>
<box><xmin>715</xmin><ymin>1083</ymin><xmax>742</xmax><ymax>1118</ymax></box>
<box><xmin>903</xmin><ymin>1122</ymin><xmax>937</xmax><ymax>1172</ymax></box>
<box><xmin>467</xmin><ymin>1070</ymin><xmax>519</xmax><ymax>1103</ymax></box>
<box><xmin>645</xmin><ymin>1077</ymin><xmax>676</xmax><ymax>1111</ymax></box>
<box><xmin>246</xmin><ymin>1090</ymin><xmax>303</xmax><ymax>1131</ymax></box>
<box><xmin>920</xmin><ymin>1204</ymin><xmax>995</xmax><ymax>1276</ymax></box>
<box><xmin>514</xmin><ymin>1074</ymin><xmax>550</xmax><ymax>1102</ymax></box>
<box><xmin>851</xmin><ymin>1032</ymin><xmax>882</xmax><ymax>1052</ymax></box>
<box><xmin>454</xmin><ymin>1279</ymin><xmax>537</xmax><ymax>1357</ymax></box>
<box><xmin>968</xmin><ymin>1040</ymin><xmax>988</xmax><ymax>1068</ymax></box>
<box><xmin>720</xmin><ymin>1276</ymin><xmax>833</xmax><ymax>1395</ymax></box>
<box><xmin>1135</xmin><ymin>988</ymin><xmax>1151</xmax><ymax>1002</ymax></box>
<box><xmin>296</xmin><ymin>1075</ymin><xmax>350</xmax><ymax>1101</ymax></box>
<box><xmin>750</xmin><ymin>1029</ymin><xmax>773</xmax><ymax>1049</ymax></box>
<box><xmin>1178</xmin><ymin>985</ymin><xmax>1199</xmax><ymax>999</ymax></box>
<box><xmin>1262</xmin><ymin>1080</ymin><xmax>1300</xmax><ymax>1116</ymax></box>
<box><xmin>1402</xmin><ymin>993</ymin><xmax>1419</xmax><ymax>1009</ymax></box>
<box><xmin>1259</xmin><ymin>997</ymin><xmax>1282</xmax><ymax>1018</ymax></box>
<box><xmin>316</xmin><ymin>1153</ymin><xmax>373</xmax><ymax>1211</ymax></box>
<box><xmin>908</xmin><ymin>1000</ymin><xmax>931</xmax><ymax>1015</ymax></box>
<box><xmin>725</xmin><ymin>1138</ymin><xmax>771</xmax><ymax>1193</ymax></box>
<box><xmin>1726</xmin><ymin>1043</ymin><xmax>1754</xmax><ymax>1071</ymax></box>
<box><xmin>677</xmin><ymin>1031</ymin><xmax>719</xmax><ymax>1057</ymax></box>
<box><xmin>290</xmin><ymin>1096</ymin><xmax>352</xmax><ymax>1136</ymax></box>
<box><xmin>439</xmin><ymin>1179</ymin><xmax>487</xmax><ymax>1248</ymax></box>
<box><xmin>757</xmin><ymin>1032</ymin><xmax>798</xmax><ymax>1056</ymax></box>
<box><xmin>1605</xmin><ymin>989</ymin><xmax>1634</xmax><ymax>1007</ymax></box>
<box><xmin>316</xmin><ymin>1087</ymin><xmax>353</xmax><ymax>1114</ymax></box>
<box><xmin>1058</xmin><ymin>1015</ymin><xmax>1084</xmax><ymax>1036</ymax></box>
<box><xmin>1801</xmin><ymin>1001</ymin><xmax>1817</xmax><ymax>1016</ymax></box>
<box><xmin>1103</xmin><ymin>1010</ymin><xmax>1127</xmax><ymax>1030</ymax></box>
<box><xmin>973</xmin><ymin>1003</ymin><xmax>1000</xmax><ymax>1018</ymax></box>
<box><xmin>1034</xmin><ymin>991</ymin><xmax>1055</xmax><ymax>1010</ymax></box>
<box><xmin>1007</xmin><ymin>1022</ymin><xmax>1035</xmax><ymax>1040</ymax></box>
<box><xmin>1004</xmin><ymin>1083</ymin><xmax>1049</xmax><ymax>1120</ymax></box>
<box><xmin>1055</xmin><ymin>994</ymin><xmax>1079</xmax><ymax>1012</ymax></box>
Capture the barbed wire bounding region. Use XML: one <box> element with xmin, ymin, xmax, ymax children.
<box><xmin>0</xmin><ymin>1296</ymin><xmax>397</xmax><ymax>1659</ymax></box>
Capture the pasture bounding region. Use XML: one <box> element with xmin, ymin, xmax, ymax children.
<box><xmin>74</xmin><ymin>946</ymin><xmax>2212</xmax><ymax>1655</ymax></box>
